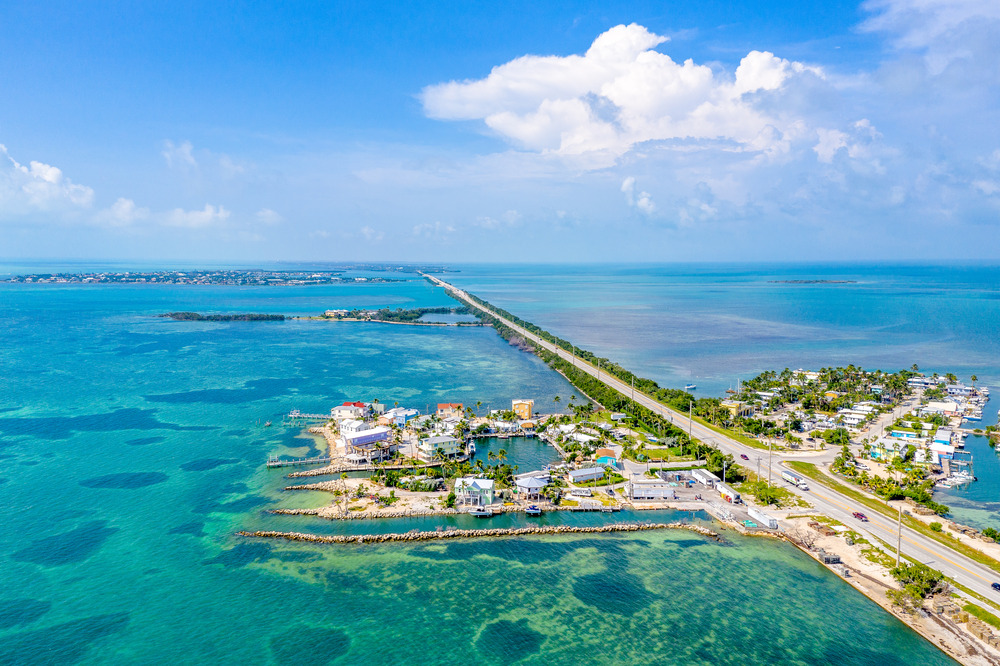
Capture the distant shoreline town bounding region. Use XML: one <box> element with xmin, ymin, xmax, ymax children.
<box><xmin>3</xmin><ymin>269</ymin><xmax>407</xmax><ymax>285</ymax></box>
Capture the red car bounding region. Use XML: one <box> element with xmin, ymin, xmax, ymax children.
<box><xmin>853</xmin><ymin>511</ymin><xmax>869</xmax><ymax>522</ymax></box>
<box><xmin>740</xmin><ymin>454</ymin><xmax>749</xmax><ymax>460</ymax></box>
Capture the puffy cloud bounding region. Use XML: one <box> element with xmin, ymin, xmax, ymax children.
<box><xmin>0</xmin><ymin>144</ymin><xmax>94</xmax><ymax>216</ymax></box>
<box><xmin>412</xmin><ymin>220</ymin><xmax>455</xmax><ymax>239</ymax></box>
<box><xmin>422</xmin><ymin>24</ymin><xmax>823</xmax><ymax>157</ymax></box>
<box><xmin>255</xmin><ymin>208</ymin><xmax>283</xmax><ymax>224</ymax></box>
<box><xmin>475</xmin><ymin>209</ymin><xmax>522</xmax><ymax>229</ymax></box>
<box><xmin>162</xmin><ymin>140</ymin><xmax>197</xmax><ymax>169</ymax></box>
<box><xmin>94</xmin><ymin>197</ymin><xmax>150</xmax><ymax>227</ymax></box>
<box><xmin>164</xmin><ymin>204</ymin><xmax>230</xmax><ymax>228</ymax></box>
<box><xmin>621</xmin><ymin>176</ymin><xmax>656</xmax><ymax>216</ymax></box>
<box><xmin>861</xmin><ymin>0</ymin><xmax>1000</xmax><ymax>76</ymax></box>
<box><xmin>360</xmin><ymin>225</ymin><xmax>384</xmax><ymax>242</ymax></box>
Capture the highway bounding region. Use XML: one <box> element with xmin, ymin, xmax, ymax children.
<box><xmin>424</xmin><ymin>273</ymin><xmax>1000</xmax><ymax>603</ymax></box>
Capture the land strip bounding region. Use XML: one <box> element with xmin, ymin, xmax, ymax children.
<box><xmin>238</xmin><ymin>522</ymin><xmax>719</xmax><ymax>544</ymax></box>
<box><xmin>420</xmin><ymin>272</ymin><xmax>1000</xmax><ymax>605</ymax></box>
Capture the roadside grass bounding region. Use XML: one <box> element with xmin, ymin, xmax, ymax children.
<box><xmin>786</xmin><ymin>461</ymin><xmax>1000</xmax><ymax>576</ymax></box>
<box><xmin>965</xmin><ymin>604</ymin><xmax>1000</xmax><ymax>630</ymax></box>
<box><xmin>691</xmin><ymin>416</ymin><xmax>772</xmax><ymax>450</ymax></box>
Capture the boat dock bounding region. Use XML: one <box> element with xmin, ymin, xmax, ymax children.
<box><xmin>286</xmin><ymin>410</ymin><xmax>331</xmax><ymax>420</ymax></box>
<box><xmin>266</xmin><ymin>456</ymin><xmax>332</xmax><ymax>468</ymax></box>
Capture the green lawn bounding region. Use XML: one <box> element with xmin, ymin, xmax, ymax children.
<box><xmin>786</xmin><ymin>461</ymin><xmax>1000</xmax><ymax>575</ymax></box>
<box><xmin>691</xmin><ymin>416</ymin><xmax>773</xmax><ymax>450</ymax></box>
<box><xmin>636</xmin><ymin>446</ymin><xmax>696</xmax><ymax>461</ymax></box>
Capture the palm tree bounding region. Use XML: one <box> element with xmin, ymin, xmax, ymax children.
<box><xmin>497</xmin><ymin>449</ymin><xmax>507</xmax><ymax>465</ymax></box>
<box><xmin>476</xmin><ymin>400</ymin><xmax>482</xmax><ymax>416</ymax></box>
<box><xmin>488</xmin><ymin>451</ymin><xmax>497</xmax><ymax>463</ymax></box>
<box><xmin>971</xmin><ymin>375</ymin><xmax>978</xmax><ymax>387</ymax></box>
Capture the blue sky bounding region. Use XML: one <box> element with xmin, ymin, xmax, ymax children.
<box><xmin>2</xmin><ymin>0</ymin><xmax>999</xmax><ymax>263</ymax></box>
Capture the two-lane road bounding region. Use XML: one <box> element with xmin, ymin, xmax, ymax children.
<box><xmin>425</xmin><ymin>273</ymin><xmax>1000</xmax><ymax>603</ymax></box>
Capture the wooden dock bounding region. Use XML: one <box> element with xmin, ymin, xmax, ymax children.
<box><xmin>266</xmin><ymin>456</ymin><xmax>332</xmax><ymax>468</ymax></box>
<box><xmin>286</xmin><ymin>410</ymin><xmax>331</xmax><ymax>420</ymax></box>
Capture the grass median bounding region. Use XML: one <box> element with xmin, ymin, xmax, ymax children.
<box><xmin>786</xmin><ymin>461</ymin><xmax>1000</xmax><ymax>576</ymax></box>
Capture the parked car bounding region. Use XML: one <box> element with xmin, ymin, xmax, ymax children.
<box><xmin>740</xmin><ymin>454</ymin><xmax>749</xmax><ymax>460</ymax></box>
<box><xmin>853</xmin><ymin>511</ymin><xmax>869</xmax><ymax>522</ymax></box>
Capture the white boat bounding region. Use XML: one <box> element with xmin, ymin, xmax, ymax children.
<box><xmin>468</xmin><ymin>507</ymin><xmax>494</xmax><ymax>518</ymax></box>
<box><xmin>468</xmin><ymin>442</ymin><xmax>476</xmax><ymax>453</ymax></box>
<box><xmin>685</xmin><ymin>384</ymin><xmax>697</xmax><ymax>391</ymax></box>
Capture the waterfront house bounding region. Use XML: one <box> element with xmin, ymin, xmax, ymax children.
<box><xmin>343</xmin><ymin>426</ymin><xmax>393</xmax><ymax>463</ymax></box>
<box><xmin>340</xmin><ymin>419</ymin><xmax>368</xmax><ymax>435</ymax></box>
<box><xmin>568</xmin><ymin>467</ymin><xmax>605</xmax><ymax>484</ymax></box>
<box><xmin>383</xmin><ymin>407</ymin><xmax>419</xmax><ymax>427</ymax></box>
<box><xmin>515</xmin><ymin>476</ymin><xmax>546</xmax><ymax>500</ymax></box>
<box><xmin>417</xmin><ymin>435</ymin><xmax>462</xmax><ymax>462</ymax></box>
<box><xmin>947</xmin><ymin>384</ymin><xmax>973</xmax><ymax>397</ymax></box>
<box><xmin>454</xmin><ymin>477</ymin><xmax>494</xmax><ymax>506</ymax></box>
<box><xmin>515</xmin><ymin>470</ymin><xmax>551</xmax><ymax>484</ymax></box>
<box><xmin>923</xmin><ymin>401</ymin><xmax>960</xmax><ymax>416</ymax></box>
<box><xmin>512</xmin><ymin>399</ymin><xmax>534</xmax><ymax>420</ymax></box>
<box><xmin>436</xmin><ymin>403</ymin><xmax>464</xmax><ymax>419</ymax></box>
<box><xmin>519</xmin><ymin>420</ymin><xmax>536</xmax><ymax>434</ymax></box>
<box><xmin>331</xmin><ymin>404</ymin><xmax>364</xmax><ymax>420</ymax></box>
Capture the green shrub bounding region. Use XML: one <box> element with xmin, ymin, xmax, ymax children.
<box><xmin>929</xmin><ymin>522</ymin><xmax>943</xmax><ymax>532</ymax></box>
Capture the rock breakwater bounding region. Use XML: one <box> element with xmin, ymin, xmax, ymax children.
<box><xmin>237</xmin><ymin>522</ymin><xmax>719</xmax><ymax>544</ymax></box>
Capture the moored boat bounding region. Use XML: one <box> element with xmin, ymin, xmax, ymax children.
<box><xmin>525</xmin><ymin>505</ymin><xmax>542</xmax><ymax>516</ymax></box>
<box><xmin>468</xmin><ymin>507</ymin><xmax>494</xmax><ymax>518</ymax></box>
<box><xmin>685</xmin><ymin>384</ymin><xmax>697</xmax><ymax>390</ymax></box>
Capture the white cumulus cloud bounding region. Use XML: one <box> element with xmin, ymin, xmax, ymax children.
<box><xmin>0</xmin><ymin>144</ymin><xmax>95</xmax><ymax>216</ymax></box>
<box><xmin>621</xmin><ymin>176</ymin><xmax>656</xmax><ymax>215</ymax></box>
<box><xmin>164</xmin><ymin>204</ymin><xmax>231</xmax><ymax>228</ymax></box>
<box><xmin>422</xmin><ymin>23</ymin><xmax>823</xmax><ymax>157</ymax></box>
<box><xmin>94</xmin><ymin>197</ymin><xmax>150</xmax><ymax>227</ymax></box>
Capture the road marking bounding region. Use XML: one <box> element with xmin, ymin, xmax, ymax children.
<box><xmin>809</xmin><ymin>487</ymin><xmax>992</xmax><ymax>584</ymax></box>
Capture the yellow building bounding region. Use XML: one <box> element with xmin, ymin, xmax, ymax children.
<box><xmin>512</xmin><ymin>399</ymin><xmax>534</xmax><ymax>420</ymax></box>
<box><xmin>721</xmin><ymin>400</ymin><xmax>754</xmax><ymax>418</ymax></box>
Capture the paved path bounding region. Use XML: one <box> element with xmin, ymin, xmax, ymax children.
<box><xmin>424</xmin><ymin>272</ymin><xmax>1000</xmax><ymax>603</ymax></box>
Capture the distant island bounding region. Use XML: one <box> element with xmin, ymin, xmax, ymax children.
<box><xmin>159</xmin><ymin>312</ymin><xmax>286</xmax><ymax>322</ymax></box>
<box><xmin>316</xmin><ymin>306</ymin><xmax>484</xmax><ymax>326</ymax></box>
<box><xmin>4</xmin><ymin>269</ymin><xmax>405</xmax><ymax>285</ymax></box>
<box><xmin>768</xmin><ymin>280</ymin><xmax>858</xmax><ymax>284</ymax></box>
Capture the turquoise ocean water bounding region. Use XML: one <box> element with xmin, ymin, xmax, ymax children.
<box><xmin>0</xmin><ymin>264</ymin><xmax>961</xmax><ymax>664</ymax></box>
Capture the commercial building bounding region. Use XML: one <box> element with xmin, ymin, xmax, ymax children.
<box><xmin>625</xmin><ymin>480</ymin><xmax>676</xmax><ymax>500</ymax></box>
<box><xmin>568</xmin><ymin>467</ymin><xmax>605</xmax><ymax>484</ymax></box>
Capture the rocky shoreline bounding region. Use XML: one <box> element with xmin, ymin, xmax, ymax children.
<box><xmin>238</xmin><ymin>522</ymin><xmax>719</xmax><ymax>544</ymax></box>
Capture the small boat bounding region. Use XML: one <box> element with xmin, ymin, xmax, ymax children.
<box><xmin>264</xmin><ymin>421</ymin><xmax>272</xmax><ymax>427</ymax></box>
<box><xmin>685</xmin><ymin>384</ymin><xmax>697</xmax><ymax>391</ymax></box>
<box><xmin>468</xmin><ymin>507</ymin><xmax>494</xmax><ymax>518</ymax></box>
<box><xmin>468</xmin><ymin>442</ymin><xmax>476</xmax><ymax>453</ymax></box>
<box><xmin>525</xmin><ymin>505</ymin><xmax>542</xmax><ymax>516</ymax></box>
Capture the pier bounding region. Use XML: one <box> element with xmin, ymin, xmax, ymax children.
<box><xmin>286</xmin><ymin>410</ymin><xmax>332</xmax><ymax>420</ymax></box>
<box><xmin>266</xmin><ymin>456</ymin><xmax>333</xmax><ymax>468</ymax></box>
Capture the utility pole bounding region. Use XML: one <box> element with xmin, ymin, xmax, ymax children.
<box><xmin>597</xmin><ymin>359</ymin><xmax>601</xmax><ymax>382</ymax></box>
<box><xmin>723</xmin><ymin>460</ymin><xmax>728</xmax><ymax>484</ymax></box>
<box><xmin>896</xmin><ymin>504</ymin><xmax>902</xmax><ymax>566</ymax></box>
<box><xmin>756</xmin><ymin>456</ymin><xmax>762</xmax><ymax>480</ymax></box>
<box><xmin>688</xmin><ymin>401</ymin><xmax>693</xmax><ymax>458</ymax></box>
<box><xmin>768</xmin><ymin>439</ymin><xmax>773</xmax><ymax>487</ymax></box>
